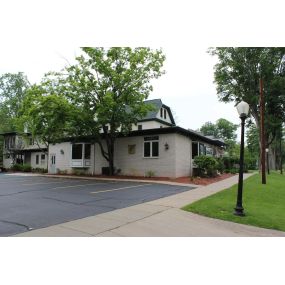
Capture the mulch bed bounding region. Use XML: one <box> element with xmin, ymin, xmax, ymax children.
<box><xmin>47</xmin><ymin>173</ymin><xmax>235</xmax><ymax>186</ymax></box>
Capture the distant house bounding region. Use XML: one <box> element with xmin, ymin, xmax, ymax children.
<box><xmin>48</xmin><ymin>99</ymin><xmax>225</xmax><ymax>177</ymax></box>
<box><xmin>1</xmin><ymin>132</ymin><xmax>47</xmax><ymax>170</ymax></box>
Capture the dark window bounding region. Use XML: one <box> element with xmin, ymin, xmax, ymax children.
<box><xmin>164</xmin><ymin>109</ymin><xmax>167</xmax><ymax>119</ymax></box>
<box><xmin>36</xmin><ymin>155</ymin><xmax>39</xmax><ymax>165</ymax></box>
<box><xmin>84</xmin><ymin>144</ymin><xmax>91</xmax><ymax>159</ymax></box>
<box><xmin>152</xmin><ymin>141</ymin><xmax>159</xmax><ymax>157</ymax></box>
<box><xmin>41</xmin><ymin>154</ymin><xmax>45</xmax><ymax>160</ymax></box>
<box><xmin>160</xmin><ymin>108</ymin><xmax>163</xmax><ymax>118</ymax></box>
<box><xmin>192</xmin><ymin>142</ymin><xmax>198</xmax><ymax>159</ymax></box>
<box><xmin>144</xmin><ymin>142</ymin><xmax>151</xmax><ymax>157</ymax></box>
<box><xmin>72</xmin><ymin>144</ymin><xmax>83</xmax><ymax>159</ymax></box>
<box><xmin>144</xmin><ymin>136</ymin><xmax>159</xmax><ymax>158</ymax></box>
<box><xmin>138</xmin><ymin>125</ymin><xmax>142</xmax><ymax>130</ymax></box>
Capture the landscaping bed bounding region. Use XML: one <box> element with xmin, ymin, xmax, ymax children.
<box><xmin>182</xmin><ymin>172</ymin><xmax>285</xmax><ymax>232</ymax></box>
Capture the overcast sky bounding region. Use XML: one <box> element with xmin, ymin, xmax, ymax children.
<box><xmin>0</xmin><ymin>46</ymin><xmax>238</xmax><ymax>131</ymax></box>
<box><xmin>1</xmin><ymin>0</ymin><xmax>283</xmax><ymax>134</ymax></box>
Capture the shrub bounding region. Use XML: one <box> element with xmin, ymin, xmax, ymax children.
<box><xmin>11</xmin><ymin>164</ymin><xmax>31</xmax><ymax>172</ymax></box>
<box><xmin>22</xmin><ymin>164</ymin><xmax>32</xmax><ymax>172</ymax></box>
<box><xmin>194</xmin><ymin>155</ymin><xmax>218</xmax><ymax>177</ymax></box>
<box><xmin>145</xmin><ymin>170</ymin><xmax>155</xmax><ymax>178</ymax></box>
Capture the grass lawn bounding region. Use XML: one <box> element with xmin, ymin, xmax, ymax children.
<box><xmin>182</xmin><ymin>172</ymin><xmax>285</xmax><ymax>232</ymax></box>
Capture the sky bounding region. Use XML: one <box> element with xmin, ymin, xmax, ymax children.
<box><xmin>0</xmin><ymin>46</ymin><xmax>239</xmax><ymax>131</ymax></box>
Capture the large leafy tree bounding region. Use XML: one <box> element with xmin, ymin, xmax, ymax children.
<box><xmin>19</xmin><ymin>85</ymin><xmax>81</xmax><ymax>152</ymax></box>
<box><xmin>199</xmin><ymin>118</ymin><xmax>238</xmax><ymax>154</ymax></box>
<box><xmin>210</xmin><ymin>48</ymin><xmax>285</xmax><ymax>166</ymax></box>
<box><xmin>0</xmin><ymin>72</ymin><xmax>30</xmax><ymax>167</ymax></box>
<box><xmin>40</xmin><ymin>47</ymin><xmax>166</xmax><ymax>174</ymax></box>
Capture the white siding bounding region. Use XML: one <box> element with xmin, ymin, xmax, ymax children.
<box><xmin>175</xmin><ymin>134</ymin><xmax>192</xmax><ymax>177</ymax></box>
<box><xmin>48</xmin><ymin>142</ymin><xmax>95</xmax><ymax>174</ymax></box>
<box><xmin>131</xmin><ymin>121</ymin><xmax>169</xmax><ymax>130</ymax></box>
<box><xmin>31</xmin><ymin>152</ymin><xmax>48</xmax><ymax>169</ymax></box>
<box><xmin>94</xmin><ymin>134</ymin><xmax>176</xmax><ymax>177</ymax></box>
<box><xmin>156</xmin><ymin>108</ymin><xmax>173</xmax><ymax>124</ymax></box>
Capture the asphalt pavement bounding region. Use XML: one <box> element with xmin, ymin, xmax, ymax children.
<box><xmin>0</xmin><ymin>173</ymin><xmax>194</xmax><ymax>236</ymax></box>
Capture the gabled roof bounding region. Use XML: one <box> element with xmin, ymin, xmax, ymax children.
<box><xmin>140</xmin><ymin>99</ymin><xmax>176</xmax><ymax>125</ymax></box>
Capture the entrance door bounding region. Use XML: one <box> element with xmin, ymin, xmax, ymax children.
<box><xmin>50</xmin><ymin>154</ymin><xmax>56</xmax><ymax>174</ymax></box>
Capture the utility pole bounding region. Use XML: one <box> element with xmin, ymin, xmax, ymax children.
<box><xmin>260</xmin><ymin>78</ymin><xmax>266</xmax><ymax>184</ymax></box>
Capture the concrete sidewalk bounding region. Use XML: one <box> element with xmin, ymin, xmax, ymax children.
<box><xmin>14</xmin><ymin>173</ymin><xmax>285</xmax><ymax>237</ymax></box>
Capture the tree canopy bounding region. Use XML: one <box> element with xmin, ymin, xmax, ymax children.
<box><xmin>210</xmin><ymin>47</ymin><xmax>285</xmax><ymax>146</ymax></box>
<box><xmin>22</xmin><ymin>47</ymin><xmax>166</xmax><ymax>174</ymax></box>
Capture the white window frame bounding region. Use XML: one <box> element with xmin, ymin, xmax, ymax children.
<box><xmin>143</xmin><ymin>136</ymin><xmax>159</xmax><ymax>158</ymax></box>
<box><xmin>70</xmin><ymin>143</ymin><xmax>91</xmax><ymax>167</ymax></box>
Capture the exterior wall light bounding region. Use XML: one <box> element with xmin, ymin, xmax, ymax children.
<box><xmin>164</xmin><ymin>143</ymin><xmax>169</xmax><ymax>150</ymax></box>
<box><xmin>60</xmin><ymin>149</ymin><xmax>64</xmax><ymax>155</ymax></box>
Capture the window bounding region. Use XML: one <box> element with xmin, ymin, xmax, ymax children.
<box><xmin>192</xmin><ymin>142</ymin><xmax>198</xmax><ymax>159</ymax></box>
<box><xmin>36</xmin><ymin>155</ymin><xmax>39</xmax><ymax>165</ymax></box>
<box><xmin>84</xmin><ymin>144</ymin><xmax>91</xmax><ymax>159</ymax></box>
<box><xmin>138</xmin><ymin>124</ymin><xmax>142</xmax><ymax>130</ymax></box>
<box><xmin>72</xmin><ymin>144</ymin><xmax>83</xmax><ymax>159</ymax></box>
<box><xmin>29</xmin><ymin>138</ymin><xmax>34</xmax><ymax>145</ymax></box>
<box><xmin>199</xmin><ymin>143</ymin><xmax>206</xmax><ymax>155</ymax></box>
<box><xmin>164</xmin><ymin>109</ymin><xmax>167</xmax><ymax>119</ymax></box>
<box><xmin>160</xmin><ymin>108</ymin><xmax>163</xmax><ymax>118</ymax></box>
<box><xmin>41</xmin><ymin>154</ymin><xmax>45</xmax><ymax>160</ymax></box>
<box><xmin>144</xmin><ymin>136</ymin><xmax>159</xmax><ymax>158</ymax></box>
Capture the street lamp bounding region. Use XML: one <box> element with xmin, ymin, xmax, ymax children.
<box><xmin>234</xmin><ymin>101</ymin><xmax>250</xmax><ymax>216</ymax></box>
<box><xmin>266</xmin><ymin>148</ymin><xmax>270</xmax><ymax>174</ymax></box>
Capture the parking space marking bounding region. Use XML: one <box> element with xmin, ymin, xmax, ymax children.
<box><xmin>90</xmin><ymin>184</ymin><xmax>151</xmax><ymax>195</ymax></box>
<box><xmin>22</xmin><ymin>181</ymin><xmax>72</xmax><ymax>186</ymax></box>
<box><xmin>51</xmin><ymin>181</ymin><xmax>116</xmax><ymax>190</ymax></box>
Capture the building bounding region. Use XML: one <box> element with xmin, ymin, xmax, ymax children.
<box><xmin>48</xmin><ymin>99</ymin><xmax>225</xmax><ymax>177</ymax></box>
<box><xmin>1</xmin><ymin>132</ymin><xmax>48</xmax><ymax>170</ymax></box>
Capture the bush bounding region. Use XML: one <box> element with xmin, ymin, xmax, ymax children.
<box><xmin>32</xmin><ymin>167</ymin><xmax>48</xmax><ymax>173</ymax></box>
<box><xmin>11</xmin><ymin>163</ymin><xmax>31</xmax><ymax>172</ymax></box>
<box><xmin>194</xmin><ymin>155</ymin><xmax>219</xmax><ymax>177</ymax></box>
<box><xmin>22</xmin><ymin>164</ymin><xmax>32</xmax><ymax>172</ymax></box>
<box><xmin>145</xmin><ymin>170</ymin><xmax>155</xmax><ymax>178</ymax></box>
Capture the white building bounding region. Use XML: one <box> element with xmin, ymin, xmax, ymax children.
<box><xmin>48</xmin><ymin>99</ymin><xmax>225</xmax><ymax>178</ymax></box>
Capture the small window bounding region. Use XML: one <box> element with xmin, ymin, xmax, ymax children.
<box><xmin>164</xmin><ymin>109</ymin><xmax>167</xmax><ymax>119</ymax></box>
<box><xmin>138</xmin><ymin>125</ymin><xmax>142</xmax><ymax>130</ymax></box>
<box><xmin>144</xmin><ymin>136</ymin><xmax>159</xmax><ymax>158</ymax></box>
<box><xmin>84</xmin><ymin>144</ymin><xmax>91</xmax><ymax>159</ymax></box>
<box><xmin>72</xmin><ymin>144</ymin><xmax>83</xmax><ymax>159</ymax></box>
<box><xmin>160</xmin><ymin>108</ymin><xmax>163</xmax><ymax>118</ymax></box>
<box><xmin>128</xmin><ymin>144</ymin><xmax>136</xmax><ymax>154</ymax></box>
<box><xmin>41</xmin><ymin>154</ymin><xmax>45</xmax><ymax>160</ymax></box>
<box><xmin>36</xmin><ymin>155</ymin><xmax>39</xmax><ymax>165</ymax></box>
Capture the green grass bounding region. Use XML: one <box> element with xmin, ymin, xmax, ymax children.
<box><xmin>182</xmin><ymin>172</ymin><xmax>285</xmax><ymax>232</ymax></box>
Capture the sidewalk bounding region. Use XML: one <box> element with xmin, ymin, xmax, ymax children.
<box><xmin>14</xmin><ymin>173</ymin><xmax>285</xmax><ymax>237</ymax></box>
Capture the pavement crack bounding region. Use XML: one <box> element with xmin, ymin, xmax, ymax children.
<box><xmin>94</xmin><ymin>207</ymin><xmax>171</xmax><ymax>236</ymax></box>
<box><xmin>0</xmin><ymin>220</ymin><xmax>33</xmax><ymax>231</ymax></box>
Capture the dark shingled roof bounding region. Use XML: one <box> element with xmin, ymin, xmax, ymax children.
<box><xmin>140</xmin><ymin>99</ymin><xmax>176</xmax><ymax>125</ymax></box>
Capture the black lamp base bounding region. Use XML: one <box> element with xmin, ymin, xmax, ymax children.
<box><xmin>234</xmin><ymin>206</ymin><xmax>245</xmax><ymax>216</ymax></box>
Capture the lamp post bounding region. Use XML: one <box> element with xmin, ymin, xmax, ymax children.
<box><xmin>266</xmin><ymin>148</ymin><xmax>269</xmax><ymax>175</ymax></box>
<box><xmin>234</xmin><ymin>101</ymin><xmax>250</xmax><ymax>216</ymax></box>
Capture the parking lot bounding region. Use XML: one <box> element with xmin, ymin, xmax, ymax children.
<box><xmin>0</xmin><ymin>173</ymin><xmax>195</xmax><ymax>236</ymax></box>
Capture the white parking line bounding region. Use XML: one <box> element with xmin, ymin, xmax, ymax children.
<box><xmin>52</xmin><ymin>181</ymin><xmax>116</xmax><ymax>190</ymax></box>
<box><xmin>90</xmin><ymin>184</ymin><xmax>150</xmax><ymax>195</ymax></box>
<box><xmin>22</xmin><ymin>181</ymin><xmax>71</xmax><ymax>186</ymax></box>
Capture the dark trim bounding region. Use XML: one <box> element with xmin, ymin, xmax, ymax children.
<box><xmin>137</xmin><ymin>118</ymin><xmax>174</xmax><ymax>126</ymax></box>
<box><xmin>56</xmin><ymin>127</ymin><xmax>225</xmax><ymax>147</ymax></box>
<box><xmin>19</xmin><ymin>148</ymin><xmax>48</xmax><ymax>153</ymax></box>
<box><xmin>118</xmin><ymin>127</ymin><xmax>225</xmax><ymax>147</ymax></box>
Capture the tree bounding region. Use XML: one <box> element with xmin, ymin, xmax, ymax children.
<box><xmin>38</xmin><ymin>47</ymin><xmax>166</xmax><ymax>175</ymax></box>
<box><xmin>19</xmin><ymin>85</ymin><xmax>80</xmax><ymax>153</ymax></box>
<box><xmin>199</xmin><ymin>118</ymin><xmax>238</xmax><ymax>154</ymax></box>
<box><xmin>210</xmin><ymin>48</ymin><xmax>285</xmax><ymax>168</ymax></box>
<box><xmin>0</xmin><ymin>72</ymin><xmax>30</xmax><ymax>167</ymax></box>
